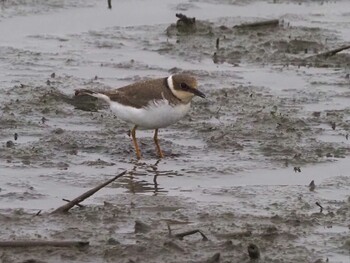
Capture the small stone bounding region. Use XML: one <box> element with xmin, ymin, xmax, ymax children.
<box><xmin>6</xmin><ymin>140</ymin><xmax>14</xmax><ymax>148</ymax></box>
<box><xmin>41</xmin><ymin>117</ymin><xmax>48</xmax><ymax>124</ymax></box>
<box><xmin>206</xmin><ymin>253</ymin><xmax>220</xmax><ymax>263</ymax></box>
<box><xmin>107</xmin><ymin>238</ymin><xmax>120</xmax><ymax>245</ymax></box>
<box><xmin>265</xmin><ymin>225</ymin><xmax>278</xmax><ymax>234</ymax></box>
<box><xmin>312</xmin><ymin>111</ymin><xmax>321</xmax><ymax>117</ymax></box>
<box><xmin>331</xmin><ymin>122</ymin><xmax>336</xmax><ymax>130</ymax></box>
<box><xmin>53</xmin><ymin>128</ymin><xmax>64</xmax><ymax>134</ymax></box>
<box><xmin>134</xmin><ymin>220</ymin><xmax>151</xmax><ymax>233</ymax></box>
<box><xmin>343</xmin><ymin>239</ymin><xmax>350</xmax><ymax>249</ymax></box>
<box><xmin>309</xmin><ymin>180</ymin><xmax>315</xmax><ymax>191</ymax></box>
<box><xmin>248</xmin><ymin>243</ymin><xmax>260</xmax><ymax>260</ymax></box>
<box><xmin>294</xmin><ymin>167</ymin><xmax>301</xmax><ymax>173</ymax></box>
<box><xmin>22</xmin><ymin>159</ymin><xmax>31</xmax><ymax>165</ymax></box>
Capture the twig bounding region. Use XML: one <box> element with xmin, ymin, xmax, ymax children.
<box><xmin>51</xmin><ymin>171</ymin><xmax>127</xmax><ymax>214</ymax></box>
<box><xmin>0</xmin><ymin>241</ymin><xmax>89</xmax><ymax>248</ymax></box>
<box><xmin>153</xmin><ymin>174</ymin><xmax>159</xmax><ymax>193</ymax></box>
<box><xmin>234</xmin><ymin>19</ymin><xmax>279</xmax><ymax>29</ymax></box>
<box><xmin>315</xmin><ymin>45</ymin><xmax>350</xmax><ymax>58</ymax></box>
<box><xmin>316</xmin><ymin>202</ymin><xmax>323</xmax><ymax>213</ymax></box>
<box><xmin>215</xmin><ymin>105</ymin><xmax>222</xmax><ymax>116</ymax></box>
<box><xmin>62</xmin><ymin>199</ymin><xmax>85</xmax><ymax>208</ymax></box>
<box><xmin>167</xmin><ymin>224</ymin><xmax>208</xmax><ymax>241</ymax></box>
<box><xmin>215</xmin><ymin>230</ymin><xmax>252</xmax><ymax>239</ymax></box>
<box><xmin>107</xmin><ymin>0</ymin><xmax>112</xmax><ymax>9</ymax></box>
<box><xmin>167</xmin><ymin>224</ymin><xmax>172</xmax><ymax>236</ymax></box>
<box><xmin>35</xmin><ymin>210</ymin><xmax>42</xmax><ymax>216</ymax></box>
<box><xmin>175</xmin><ymin>229</ymin><xmax>208</xmax><ymax>241</ymax></box>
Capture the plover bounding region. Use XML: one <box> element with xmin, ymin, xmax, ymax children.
<box><xmin>75</xmin><ymin>74</ymin><xmax>205</xmax><ymax>159</ymax></box>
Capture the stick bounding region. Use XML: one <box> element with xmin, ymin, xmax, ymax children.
<box><xmin>107</xmin><ymin>0</ymin><xmax>112</xmax><ymax>9</ymax></box>
<box><xmin>315</xmin><ymin>45</ymin><xmax>350</xmax><ymax>58</ymax></box>
<box><xmin>167</xmin><ymin>224</ymin><xmax>173</xmax><ymax>236</ymax></box>
<box><xmin>62</xmin><ymin>199</ymin><xmax>85</xmax><ymax>208</ymax></box>
<box><xmin>167</xmin><ymin>224</ymin><xmax>208</xmax><ymax>241</ymax></box>
<box><xmin>316</xmin><ymin>202</ymin><xmax>323</xmax><ymax>213</ymax></box>
<box><xmin>51</xmin><ymin>171</ymin><xmax>127</xmax><ymax>214</ymax></box>
<box><xmin>0</xmin><ymin>241</ymin><xmax>89</xmax><ymax>248</ymax></box>
<box><xmin>175</xmin><ymin>229</ymin><xmax>208</xmax><ymax>241</ymax></box>
<box><xmin>234</xmin><ymin>19</ymin><xmax>279</xmax><ymax>29</ymax></box>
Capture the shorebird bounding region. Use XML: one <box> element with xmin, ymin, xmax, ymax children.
<box><xmin>75</xmin><ymin>74</ymin><xmax>205</xmax><ymax>159</ymax></box>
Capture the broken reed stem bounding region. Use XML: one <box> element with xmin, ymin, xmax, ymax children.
<box><xmin>167</xmin><ymin>225</ymin><xmax>208</xmax><ymax>241</ymax></box>
<box><xmin>315</xmin><ymin>44</ymin><xmax>350</xmax><ymax>58</ymax></box>
<box><xmin>167</xmin><ymin>224</ymin><xmax>172</xmax><ymax>236</ymax></box>
<box><xmin>51</xmin><ymin>170</ymin><xmax>127</xmax><ymax>214</ymax></box>
<box><xmin>62</xmin><ymin>198</ymin><xmax>85</xmax><ymax>208</ymax></box>
<box><xmin>0</xmin><ymin>241</ymin><xmax>89</xmax><ymax>248</ymax></box>
<box><xmin>175</xmin><ymin>229</ymin><xmax>208</xmax><ymax>241</ymax></box>
<box><xmin>234</xmin><ymin>19</ymin><xmax>279</xmax><ymax>29</ymax></box>
<box><xmin>316</xmin><ymin>202</ymin><xmax>323</xmax><ymax>213</ymax></box>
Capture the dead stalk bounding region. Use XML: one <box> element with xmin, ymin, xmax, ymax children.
<box><xmin>51</xmin><ymin>170</ymin><xmax>127</xmax><ymax>214</ymax></box>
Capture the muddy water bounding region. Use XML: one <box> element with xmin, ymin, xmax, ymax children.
<box><xmin>1</xmin><ymin>0</ymin><xmax>350</xmax><ymax>262</ymax></box>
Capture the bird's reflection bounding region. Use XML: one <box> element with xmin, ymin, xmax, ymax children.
<box><xmin>116</xmin><ymin>159</ymin><xmax>179</xmax><ymax>195</ymax></box>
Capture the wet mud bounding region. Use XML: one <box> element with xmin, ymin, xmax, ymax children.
<box><xmin>0</xmin><ymin>0</ymin><xmax>350</xmax><ymax>262</ymax></box>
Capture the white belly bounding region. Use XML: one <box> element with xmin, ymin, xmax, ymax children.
<box><xmin>109</xmin><ymin>99</ymin><xmax>191</xmax><ymax>129</ymax></box>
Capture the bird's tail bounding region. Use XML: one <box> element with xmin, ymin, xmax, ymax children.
<box><xmin>75</xmin><ymin>89</ymin><xmax>111</xmax><ymax>102</ymax></box>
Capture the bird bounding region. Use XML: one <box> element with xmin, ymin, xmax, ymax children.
<box><xmin>75</xmin><ymin>74</ymin><xmax>205</xmax><ymax>159</ymax></box>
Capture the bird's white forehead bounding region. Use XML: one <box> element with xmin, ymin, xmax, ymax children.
<box><xmin>167</xmin><ymin>75</ymin><xmax>175</xmax><ymax>92</ymax></box>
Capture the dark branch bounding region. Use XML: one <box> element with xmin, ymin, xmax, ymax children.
<box><xmin>51</xmin><ymin>170</ymin><xmax>126</xmax><ymax>214</ymax></box>
<box><xmin>234</xmin><ymin>19</ymin><xmax>279</xmax><ymax>29</ymax></box>
<box><xmin>0</xmin><ymin>241</ymin><xmax>89</xmax><ymax>248</ymax></box>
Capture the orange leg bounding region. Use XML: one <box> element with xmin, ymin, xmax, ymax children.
<box><xmin>131</xmin><ymin>125</ymin><xmax>141</xmax><ymax>159</ymax></box>
<box><xmin>154</xmin><ymin>129</ymin><xmax>164</xmax><ymax>158</ymax></box>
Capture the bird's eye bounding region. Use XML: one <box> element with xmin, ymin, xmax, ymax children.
<box><xmin>180</xmin><ymin>83</ymin><xmax>189</xmax><ymax>90</ymax></box>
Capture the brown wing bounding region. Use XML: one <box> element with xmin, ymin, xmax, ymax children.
<box><xmin>105</xmin><ymin>78</ymin><xmax>179</xmax><ymax>108</ymax></box>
